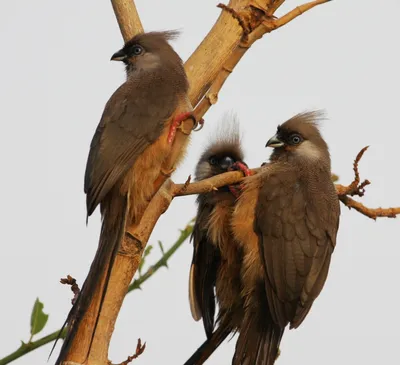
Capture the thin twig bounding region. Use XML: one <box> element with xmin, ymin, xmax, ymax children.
<box><xmin>336</xmin><ymin>146</ymin><xmax>370</xmax><ymax>196</ymax></box>
<box><xmin>128</xmin><ymin>223</ymin><xmax>193</xmax><ymax>292</ymax></box>
<box><xmin>0</xmin><ymin>224</ymin><xmax>192</xmax><ymax>365</ymax></box>
<box><xmin>112</xmin><ymin>339</ymin><xmax>146</xmax><ymax>365</ymax></box>
<box><xmin>339</xmin><ymin>196</ymin><xmax>400</xmax><ymax>220</ymax></box>
<box><xmin>172</xmin><ymin>148</ymin><xmax>400</xmax><ymax>220</ymax></box>
<box><xmin>0</xmin><ymin>330</ymin><xmax>67</xmax><ymax>365</ymax></box>
<box><xmin>335</xmin><ymin>146</ymin><xmax>400</xmax><ymax>219</ymax></box>
<box><xmin>60</xmin><ymin>275</ymin><xmax>80</xmax><ymax>305</ymax></box>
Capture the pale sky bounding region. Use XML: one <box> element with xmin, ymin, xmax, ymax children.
<box><xmin>1</xmin><ymin>1</ymin><xmax>399</xmax><ymax>365</ymax></box>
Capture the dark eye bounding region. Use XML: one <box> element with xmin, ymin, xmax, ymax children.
<box><xmin>209</xmin><ymin>156</ymin><xmax>217</xmax><ymax>166</ymax></box>
<box><xmin>131</xmin><ymin>45</ymin><xmax>143</xmax><ymax>56</ymax></box>
<box><xmin>290</xmin><ymin>134</ymin><xmax>302</xmax><ymax>145</ymax></box>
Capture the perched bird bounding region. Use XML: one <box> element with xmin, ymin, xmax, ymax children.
<box><xmin>230</xmin><ymin>111</ymin><xmax>340</xmax><ymax>365</ymax></box>
<box><xmin>53</xmin><ymin>31</ymin><xmax>194</xmax><ymax>364</ymax></box>
<box><xmin>186</xmin><ymin>121</ymin><xmax>250</xmax><ymax>365</ymax></box>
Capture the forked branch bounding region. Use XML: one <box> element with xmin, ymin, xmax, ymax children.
<box><xmin>336</xmin><ymin>147</ymin><xmax>400</xmax><ymax>219</ymax></box>
<box><xmin>59</xmin><ymin>0</ymin><xmax>347</xmax><ymax>364</ymax></box>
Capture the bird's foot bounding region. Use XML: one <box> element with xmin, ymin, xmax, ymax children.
<box><xmin>228</xmin><ymin>161</ymin><xmax>251</xmax><ymax>177</ymax></box>
<box><xmin>227</xmin><ymin>161</ymin><xmax>251</xmax><ymax>198</ymax></box>
<box><xmin>229</xmin><ymin>185</ymin><xmax>241</xmax><ymax>198</ymax></box>
<box><xmin>168</xmin><ymin>112</ymin><xmax>204</xmax><ymax>144</ymax></box>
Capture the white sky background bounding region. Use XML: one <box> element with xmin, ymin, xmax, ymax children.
<box><xmin>1</xmin><ymin>1</ymin><xmax>399</xmax><ymax>364</ymax></box>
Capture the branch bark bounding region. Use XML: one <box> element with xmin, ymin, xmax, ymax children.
<box><xmin>61</xmin><ymin>0</ymin><xmax>338</xmax><ymax>363</ymax></box>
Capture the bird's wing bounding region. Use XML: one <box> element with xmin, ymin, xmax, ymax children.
<box><xmin>84</xmin><ymin>81</ymin><xmax>177</xmax><ymax>216</ymax></box>
<box><xmin>189</xmin><ymin>198</ymin><xmax>220</xmax><ymax>338</ymax></box>
<box><xmin>255</xmin><ymin>168</ymin><xmax>340</xmax><ymax>328</ymax></box>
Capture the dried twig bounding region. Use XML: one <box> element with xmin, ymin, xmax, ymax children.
<box><xmin>338</xmin><ymin>196</ymin><xmax>400</xmax><ymax>220</ymax></box>
<box><xmin>60</xmin><ymin>275</ymin><xmax>80</xmax><ymax>305</ymax></box>
<box><xmin>112</xmin><ymin>339</ymin><xmax>146</xmax><ymax>365</ymax></box>
<box><xmin>335</xmin><ymin>147</ymin><xmax>400</xmax><ymax>219</ymax></box>
<box><xmin>173</xmin><ymin>147</ymin><xmax>400</xmax><ymax>221</ymax></box>
<box><xmin>336</xmin><ymin>146</ymin><xmax>371</xmax><ymax>196</ymax></box>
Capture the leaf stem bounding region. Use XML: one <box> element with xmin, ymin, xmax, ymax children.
<box><xmin>0</xmin><ymin>223</ymin><xmax>193</xmax><ymax>365</ymax></box>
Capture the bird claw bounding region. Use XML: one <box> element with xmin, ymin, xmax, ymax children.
<box><xmin>227</xmin><ymin>161</ymin><xmax>250</xmax><ymax>198</ymax></box>
<box><xmin>229</xmin><ymin>185</ymin><xmax>241</xmax><ymax>198</ymax></box>
<box><xmin>228</xmin><ymin>161</ymin><xmax>251</xmax><ymax>177</ymax></box>
<box><xmin>168</xmin><ymin>112</ymin><xmax>202</xmax><ymax>144</ymax></box>
<box><xmin>193</xmin><ymin>118</ymin><xmax>205</xmax><ymax>132</ymax></box>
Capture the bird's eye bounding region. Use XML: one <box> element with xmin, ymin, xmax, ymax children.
<box><xmin>131</xmin><ymin>45</ymin><xmax>143</xmax><ymax>56</ymax></box>
<box><xmin>209</xmin><ymin>156</ymin><xmax>217</xmax><ymax>166</ymax></box>
<box><xmin>290</xmin><ymin>134</ymin><xmax>302</xmax><ymax>145</ymax></box>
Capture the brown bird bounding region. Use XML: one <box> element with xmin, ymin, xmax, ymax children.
<box><xmin>53</xmin><ymin>31</ymin><xmax>194</xmax><ymax>364</ymax></box>
<box><xmin>185</xmin><ymin>122</ymin><xmax>250</xmax><ymax>365</ymax></box>
<box><xmin>230</xmin><ymin>111</ymin><xmax>340</xmax><ymax>365</ymax></box>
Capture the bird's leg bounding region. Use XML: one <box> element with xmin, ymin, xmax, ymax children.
<box><xmin>229</xmin><ymin>185</ymin><xmax>241</xmax><ymax>198</ymax></box>
<box><xmin>229</xmin><ymin>161</ymin><xmax>252</xmax><ymax>177</ymax></box>
<box><xmin>167</xmin><ymin>112</ymin><xmax>204</xmax><ymax>144</ymax></box>
<box><xmin>228</xmin><ymin>161</ymin><xmax>251</xmax><ymax>197</ymax></box>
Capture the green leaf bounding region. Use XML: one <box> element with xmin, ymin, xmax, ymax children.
<box><xmin>144</xmin><ymin>245</ymin><xmax>153</xmax><ymax>257</ymax></box>
<box><xmin>30</xmin><ymin>298</ymin><xmax>49</xmax><ymax>337</ymax></box>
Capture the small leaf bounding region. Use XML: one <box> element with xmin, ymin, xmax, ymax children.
<box><xmin>143</xmin><ymin>245</ymin><xmax>153</xmax><ymax>258</ymax></box>
<box><xmin>30</xmin><ymin>298</ymin><xmax>49</xmax><ymax>337</ymax></box>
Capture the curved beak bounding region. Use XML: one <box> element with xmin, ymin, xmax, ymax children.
<box><xmin>111</xmin><ymin>49</ymin><xmax>126</xmax><ymax>61</ymax></box>
<box><xmin>265</xmin><ymin>134</ymin><xmax>284</xmax><ymax>148</ymax></box>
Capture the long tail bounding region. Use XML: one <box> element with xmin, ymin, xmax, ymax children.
<box><xmin>183</xmin><ymin>323</ymin><xmax>232</xmax><ymax>365</ymax></box>
<box><xmin>51</xmin><ymin>194</ymin><xmax>128</xmax><ymax>365</ymax></box>
<box><xmin>232</xmin><ymin>301</ymin><xmax>284</xmax><ymax>365</ymax></box>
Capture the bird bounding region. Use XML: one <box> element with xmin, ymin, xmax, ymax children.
<box><xmin>52</xmin><ymin>30</ymin><xmax>195</xmax><ymax>364</ymax></box>
<box><xmin>229</xmin><ymin>110</ymin><xmax>340</xmax><ymax>365</ymax></box>
<box><xmin>185</xmin><ymin>119</ymin><xmax>251</xmax><ymax>365</ymax></box>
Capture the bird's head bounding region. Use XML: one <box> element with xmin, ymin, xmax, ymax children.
<box><xmin>266</xmin><ymin>110</ymin><xmax>330</xmax><ymax>166</ymax></box>
<box><xmin>111</xmin><ymin>31</ymin><xmax>183</xmax><ymax>76</ymax></box>
<box><xmin>195</xmin><ymin>119</ymin><xmax>245</xmax><ymax>181</ymax></box>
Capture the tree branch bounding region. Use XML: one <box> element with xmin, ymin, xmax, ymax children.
<box><xmin>173</xmin><ymin>148</ymin><xmax>400</xmax><ymax>221</ymax></box>
<box><xmin>0</xmin><ymin>224</ymin><xmax>192</xmax><ymax>365</ymax></box>
<box><xmin>0</xmin><ymin>331</ymin><xmax>67</xmax><ymax>365</ymax></box>
<box><xmin>61</xmin><ymin>0</ymin><xmax>339</xmax><ymax>363</ymax></box>
<box><xmin>111</xmin><ymin>0</ymin><xmax>143</xmax><ymax>42</ymax></box>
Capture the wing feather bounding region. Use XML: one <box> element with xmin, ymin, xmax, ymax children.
<box><xmin>255</xmin><ymin>166</ymin><xmax>340</xmax><ymax>328</ymax></box>
<box><xmin>84</xmin><ymin>80</ymin><xmax>177</xmax><ymax>216</ymax></box>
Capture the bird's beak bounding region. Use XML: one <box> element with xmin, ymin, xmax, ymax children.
<box><xmin>265</xmin><ymin>134</ymin><xmax>284</xmax><ymax>148</ymax></box>
<box><xmin>110</xmin><ymin>49</ymin><xmax>127</xmax><ymax>61</ymax></box>
<box><xmin>220</xmin><ymin>156</ymin><xmax>235</xmax><ymax>170</ymax></box>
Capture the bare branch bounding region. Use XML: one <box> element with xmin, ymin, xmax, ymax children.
<box><xmin>111</xmin><ymin>0</ymin><xmax>143</xmax><ymax>41</ymax></box>
<box><xmin>60</xmin><ymin>1</ymin><xmax>342</xmax><ymax>363</ymax></box>
<box><xmin>339</xmin><ymin>196</ymin><xmax>400</xmax><ymax>220</ymax></box>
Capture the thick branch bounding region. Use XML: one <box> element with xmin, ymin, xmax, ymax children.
<box><xmin>62</xmin><ymin>0</ymin><xmax>337</xmax><ymax>364</ymax></box>
<box><xmin>111</xmin><ymin>0</ymin><xmax>143</xmax><ymax>42</ymax></box>
<box><xmin>174</xmin><ymin>168</ymin><xmax>261</xmax><ymax>196</ymax></box>
<box><xmin>172</xmin><ymin>148</ymin><xmax>400</xmax><ymax>221</ymax></box>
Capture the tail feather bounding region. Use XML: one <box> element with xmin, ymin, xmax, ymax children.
<box><xmin>233</xmin><ymin>311</ymin><xmax>283</xmax><ymax>365</ymax></box>
<box><xmin>52</xmin><ymin>194</ymin><xmax>128</xmax><ymax>365</ymax></box>
<box><xmin>183</xmin><ymin>324</ymin><xmax>231</xmax><ymax>365</ymax></box>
